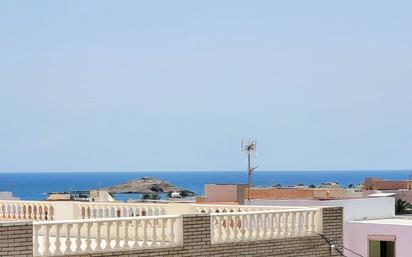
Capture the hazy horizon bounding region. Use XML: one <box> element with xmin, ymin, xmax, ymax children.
<box><xmin>1</xmin><ymin>1</ymin><xmax>412</xmax><ymax>172</ymax></box>
<box><xmin>0</xmin><ymin>169</ymin><xmax>411</xmax><ymax>174</ymax></box>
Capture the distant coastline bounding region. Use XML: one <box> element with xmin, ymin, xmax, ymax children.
<box><xmin>1</xmin><ymin>170</ymin><xmax>411</xmax><ymax>200</ymax></box>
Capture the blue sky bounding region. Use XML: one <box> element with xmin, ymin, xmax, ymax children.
<box><xmin>1</xmin><ymin>1</ymin><xmax>411</xmax><ymax>172</ymax></box>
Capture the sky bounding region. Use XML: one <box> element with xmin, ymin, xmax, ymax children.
<box><xmin>1</xmin><ymin>1</ymin><xmax>412</xmax><ymax>172</ymax></box>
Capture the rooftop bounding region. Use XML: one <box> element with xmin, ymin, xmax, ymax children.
<box><xmin>349</xmin><ymin>216</ymin><xmax>412</xmax><ymax>226</ymax></box>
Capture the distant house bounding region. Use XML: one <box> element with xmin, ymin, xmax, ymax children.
<box><xmin>0</xmin><ymin>191</ymin><xmax>20</xmax><ymax>200</ymax></box>
<box><xmin>364</xmin><ymin>177</ymin><xmax>412</xmax><ymax>204</ymax></box>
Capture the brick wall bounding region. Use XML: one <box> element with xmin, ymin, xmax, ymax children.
<box><xmin>0</xmin><ymin>207</ymin><xmax>343</xmax><ymax>257</ymax></box>
<box><xmin>0</xmin><ymin>221</ymin><xmax>33</xmax><ymax>257</ymax></box>
<box><xmin>245</xmin><ymin>188</ymin><xmax>347</xmax><ymax>200</ymax></box>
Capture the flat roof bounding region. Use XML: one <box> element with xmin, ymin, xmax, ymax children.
<box><xmin>350</xmin><ymin>217</ymin><xmax>412</xmax><ymax>226</ymax></box>
<box><xmin>367</xmin><ymin>193</ymin><xmax>396</xmax><ymax>197</ymax></box>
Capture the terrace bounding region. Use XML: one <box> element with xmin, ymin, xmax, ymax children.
<box><xmin>0</xmin><ymin>200</ymin><xmax>337</xmax><ymax>257</ymax></box>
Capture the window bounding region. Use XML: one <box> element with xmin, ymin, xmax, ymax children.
<box><xmin>368</xmin><ymin>240</ymin><xmax>395</xmax><ymax>257</ymax></box>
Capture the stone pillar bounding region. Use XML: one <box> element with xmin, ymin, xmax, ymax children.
<box><xmin>322</xmin><ymin>207</ymin><xmax>344</xmax><ymax>255</ymax></box>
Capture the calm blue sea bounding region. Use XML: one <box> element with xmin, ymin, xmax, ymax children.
<box><xmin>0</xmin><ymin>171</ymin><xmax>411</xmax><ymax>200</ymax></box>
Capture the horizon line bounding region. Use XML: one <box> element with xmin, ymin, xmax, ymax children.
<box><xmin>0</xmin><ymin>169</ymin><xmax>411</xmax><ymax>173</ymax></box>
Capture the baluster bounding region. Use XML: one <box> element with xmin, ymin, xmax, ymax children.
<box><xmin>9</xmin><ymin>204</ymin><xmax>14</xmax><ymax>220</ymax></box>
<box><xmin>240</xmin><ymin>215</ymin><xmax>246</xmax><ymax>241</ymax></box>
<box><xmin>304</xmin><ymin>211</ymin><xmax>310</xmax><ymax>235</ymax></box>
<box><xmin>124</xmin><ymin>220</ymin><xmax>130</xmax><ymax>249</ymax></box>
<box><xmin>225</xmin><ymin>216</ymin><xmax>230</xmax><ymax>241</ymax></box>
<box><xmin>255</xmin><ymin>214</ymin><xmax>260</xmax><ymax>239</ymax></box>
<box><xmin>142</xmin><ymin>219</ymin><xmax>148</xmax><ymax>246</ymax></box>
<box><xmin>134</xmin><ymin>220</ymin><xmax>140</xmax><ymax>248</ymax></box>
<box><xmin>295</xmin><ymin>212</ymin><xmax>300</xmax><ymax>236</ymax></box>
<box><xmin>284</xmin><ymin>212</ymin><xmax>289</xmax><ymax>237</ymax></box>
<box><xmin>310</xmin><ymin>211</ymin><xmax>316</xmax><ymax>233</ymax></box>
<box><xmin>170</xmin><ymin>218</ymin><xmax>176</xmax><ymax>246</ymax></box>
<box><xmin>152</xmin><ymin>219</ymin><xmax>157</xmax><ymax>246</ymax></box>
<box><xmin>8</xmin><ymin>204</ymin><xmax>12</xmax><ymax>220</ymax></box>
<box><xmin>269</xmin><ymin>212</ymin><xmax>275</xmax><ymax>238</ymax></box>
<box><xmin>104</xmin><ymin>205</ymin><xmax>108</xmax><ymax>218</ymax></box>
<box><xmin>7</xmin><ymin>203</ymin><xmax>11</xmax><ymax>220</ymax></box>
<box><xmin>299</xmin><ymin>211</ymin><xmax>305</xmax><ymax>235</ymax></box>
<box><xmin>96</xmin><ymin>222</ymin><xmax>103</xmax><ymax>251</ymax></box>
<box><xmin>43</xmin><ymin>225</ymin><xmax>51</xmax><ymax>255</ymax></box>
<box><xmin>84</xmin><ymin>223</ymin><xmax>92</xmax><ymax>252</ymax></box>
<box><xmin>37</xmin><ymin>204</ymin><xmax>42</xmax><ymax>220</ymax></box>
<box><xmin>33</xmin><ymin>225</ymin><xmax>41</xmax><ymax>256</ymax></box>
<box><xmin>55</xmin><ymin>224</ymin><xmax>63</xmax><ymax>254</ymax></box>
<box><xmin>244</xmin><ymin>214</ymin><xmax>251</xmax><ymax>239</ymax></box>
<box><xmin>233</xmin><ymin>215</ymin><xmax>239</xmax><ymax>241</ymax></box>
<box><xmin>276</xmin><ymin>213</ymin><xmax>282</xmax><ymax>237</ymax></box>
<box><xmin>66</xmin><ymin>224</ymin><xmax>73</xmax><ymax>254</ymax></box>
<box><xmin>291</xmin><ymin>212</ymin><xmax>297</xmax><ymax>236</ymax></box>
<box><xmin>75</xmin><ymin>223</ymin><xmax>81</xmax><ymax>253</ymax></box>
<box><xmin>23</xmin><ymin>204</ymin><xmax>28</xmax><ymax>220</ymax></box>
<box><xmin>33</xmin><ymin>205</ymin><xmax>38</xmax><ymax>221</ymax></box>
<box><xmin>210</xmin><ymin>216</ymin><xmax>216</xmax><ymax>242</ymax></box>
<box><xmin>161</xmin><ymin>218</ymin><xmax>166</xmax><ymax>245</ymax></box>
<box><xmin>99</xmin><ymin>205</ymin><xmax>104</xmax><ymax>218</ymax></box>
<box><xmin>112</xmin><ymin>221</ymin><xmax>119</xmax><ymax>249</ymax></box>
<box><xmin>105</xmin><ymin>221</ymin><xmax>111</xmax><ymax>250</ymax></box>
<box><xmin>38</xmin><ymin>205</ymin><xmax>44</xmax><ymax>221</ymax></box>
<box><xmin>263</xmin><ymin>213</ymin><xmax>268</xmax><ymax>238</ymax></box>
<box><xmin>14</xmin><ymin>204</ymin><xmax>20</xmax><ymax>220</ymax></box>
<box><xmin>216</xmin><ymin>216</ymin><xmax>222</xmax><ymax>242</ymax></box>
<box><xmin>10</xmin><ymin>204</ymin><xmax>14</xmax><ymax>220</ymax></box>
<box><xmin>49</xmin><ymin>206</ymin><xmax>54</xmax><ymax>221</ymax></box>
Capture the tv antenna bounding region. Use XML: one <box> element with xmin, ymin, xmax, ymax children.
<box><xmin>241</xmin><ymin>138</ymin><xmax>257</xmax><ymax>202</ymax></box>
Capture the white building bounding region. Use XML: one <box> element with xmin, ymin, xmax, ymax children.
<box><xmin>248</xmin><ymin>197</ymin><xmax>412</xmax><ymax>257</ymax></box>
<box><xmin>0</xmin><ymin>191</ymin><xmax>20</xmax><ymax>200</ymax></box>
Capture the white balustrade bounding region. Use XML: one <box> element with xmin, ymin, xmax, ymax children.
<box><xmin>75</xmin><ymin>202</ymin><xmax>168</xmax><ymax>219</ymax></box>
<box><xmin>0</xmin><ymin>200</ymin><xmax>55</xmax><ymax>221</ymax></box>
<box><xmin>210</xmin><ymin>208</ymin><xmax>322</xmax><ymax>244</ymax></box>
<box><xmin>192</xmin><ymin>204</ymin><xmax>304</xmax><ymax>214</ymax></box>
<box><xmin>33</xmin><ymin>215</ymin><xmax>182</xmax><ymax>256</ymax></box>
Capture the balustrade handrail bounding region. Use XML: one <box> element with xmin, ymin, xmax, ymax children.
<box><xmin>210</xmin><ymin>207</ymin><xmax>321</xmax><ymax>216</ymax></box>
<box><xmin>209</xmin><ymin>207</ymin><xmax>322</xmax><ymax>244</ymax></box>
<box><xmin>0</xmin><ymin>200</ymin><xmax>53</xmax><ymax>203</ymax></box>
<box><xmin>192</xmin><ymin>203</ymin><xmax>308</xmax><ymax>209</ymax></box>
<box><xmin>33</xmin><ymin>214</ymin><xmax>183</xmax><ymax>256</ymax></box>
<box><xmin>33</xmin><ymin>214</ymin><xmax>181</xmax><ymax>225</ymax></box>
<box><xmin>76</xmin><ymin>202</ymin><xmax>169</xmax><ymax>206</ymax></box>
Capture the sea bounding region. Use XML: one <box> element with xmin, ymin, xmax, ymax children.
<box><xmin>0</xmin><ymin>170</ymin><xmax>411</xmax><ymax>201</ymax></box>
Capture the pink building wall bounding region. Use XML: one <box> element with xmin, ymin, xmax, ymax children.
<box><xmin>345</xmin><ymin>220</ymin><xmax>412</xmax><ymax>257</ymax></box>
<box><xmin>205</xmin><ymin>184</ymin><xmax>236</xmax><ymax>202</ymax></box>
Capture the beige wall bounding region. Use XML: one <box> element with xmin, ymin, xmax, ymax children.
<box><xmin>204</xmin><ymin>184</ymin><xmax>247</xmax><ymax>203</ymax></box>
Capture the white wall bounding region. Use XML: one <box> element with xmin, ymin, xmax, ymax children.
<box><xmin>248</xmin><ymin>197</ymin><xmax>395</xmax><ymax>221</ymax></box>
<box><xmin>0</xmin><ymin>191</ymin><xmax>20</xmax><ymax>200</ymax></box>
<box><xmin>249</xmin><ymin>197</ymin><xmax>396</xmax><ymax>257</ymax></box>
<box><xmin>345</xmin><ymin>220</ymin><xmax>412</xmax><ymax>257</ymax></box>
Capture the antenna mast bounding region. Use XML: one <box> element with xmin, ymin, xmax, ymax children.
<box><xmin>241</xmin><ymin>138</ymin><xmax>257</xmax><ymax>202</ymax></box>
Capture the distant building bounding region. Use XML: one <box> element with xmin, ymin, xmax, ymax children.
<box><xmin>248</xmin><ymin>196</ymin><xmax>408</xmax><ymax>257</ymax></box>
<box><xmin>200</xmin><ymin>183</ymin><xmax>362</xmax><ymax>204</ymax></box>
<box><xmin>364</xmin><ymin>177</ymin><xmax>412</xmax><ymax>190</ymax></box>
<box><xmin>0</xmin><ymin>191</ymin><xmax>19</xmax><ymax>200</ymax></box>
<box><xmin>319</xmin><ymin>182</ymin><xmax>340</xmax><ymax>189</ymax></box>
<box><xmin>202</xmin><ymin>184</ymin><xmax>248</xmax><ymax>204</ymax></box>
<box><xmin>363</xmin><ymin>177</ymin><xmax>412</xmax><ymax>203</ymax></box>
